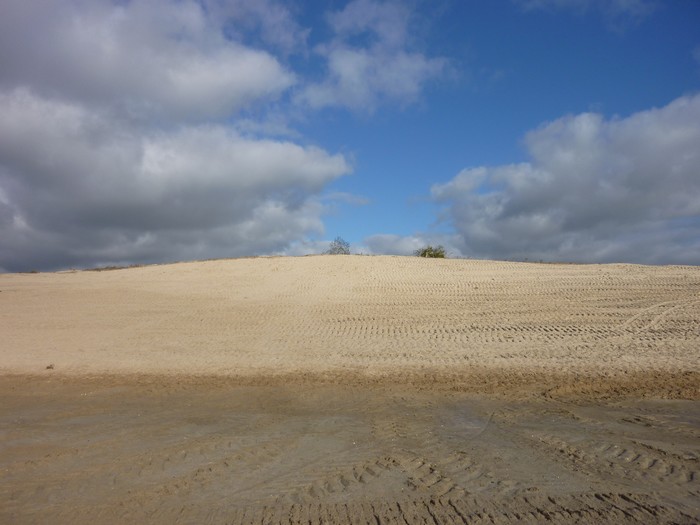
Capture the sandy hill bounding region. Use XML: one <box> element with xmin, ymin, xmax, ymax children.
<box><xmin>1</xmin><ymin>255</ymin><xmax>698</xmax><ymax>396</ymax></box>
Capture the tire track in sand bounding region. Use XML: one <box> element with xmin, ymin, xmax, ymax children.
<box><xmin>533</xmin><ymin>433</ymin><xmax>699</xmax><ymax>488</ymax></box>
<box><xmin>201</xmin><ymin>492</ymin><xmax>697</xmax><ymax>524</ymax></box>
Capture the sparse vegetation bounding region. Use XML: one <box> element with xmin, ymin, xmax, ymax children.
<box><xmin>326</xmin><ymin>236</ymin><xmax>351</xmax><ymax>255</ymax></box>
<box><xmin>86</xmin><ymin>264</ymin><xmax>144</xmax><ymax>272</ymax></box>
<box><xmin>414</xmin><ymin>245</ymin><xmax>446</xmax><ymax>258</ymax></box>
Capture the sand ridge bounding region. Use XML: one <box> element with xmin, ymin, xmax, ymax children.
<box><xmin>1</xmin><ymin>255</ymin><xmax>698</xmax><ymax>396</ymax></box>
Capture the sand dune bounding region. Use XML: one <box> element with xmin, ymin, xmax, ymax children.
<box><xmin>1</xmin><ymin>255</ymin><xmax>699</xmax><ymax>395</ymax></box>
<box><xmin>2</xmin><ymin>255</ymin><xmax>699</xmax><ymax>523</ymax></box>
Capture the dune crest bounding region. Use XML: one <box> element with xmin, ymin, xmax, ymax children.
<box><xmin>1</xmin><ymin>255</ymin><xmax>698</xmax><ymax>397</ymax></box>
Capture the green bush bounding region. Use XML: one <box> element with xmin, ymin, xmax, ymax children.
<box><xmin>414</xmin><ymin>245</ymin><xmax>446</xmax><ymax>258</ymax></box>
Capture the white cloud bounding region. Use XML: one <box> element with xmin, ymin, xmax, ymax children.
<box><xmin>201</xmin><ymin>0</ymin><xmax>309</xmax><ymax>55</ymax></box>
<box><xmin>277</xmin><ymin>239</ymin><xmax>336</xmax><ymax>256</ymax></box>
<box><xmin>327</xmin><ymin>0</ymin><xmax>409</xmax><ymax>48</ymax></box>
<box><xmin>297</xmin><ymin>0</ymin><xmax>446</xmax><ymax>111</ymax></box>
<box><xmin>433</xmin><ymin>94</ymin><xmax>700</xmax><ymax>264</ymax></box>
<box><xmin>0</xmin><ymin>1</ymin><xmax>366</xmax><ymax>271</ymax></box>
<box><xmin>362</xmin><ymin>234</ymin><xmax>463</xmax><ymax>257</ymax></box>
<box><xmin>364</xmin><ymin>234</ymin><xmax>425</xmax><ymax>255</ymax></box>
<box><xmin>0</xmin><ymin>0</ymin><xmax>295</xmax><ymax>121</ymax></box>
<box><xmin>0</xmin><ymin>89</ymin><xmax>350</xmax><ymax>271</ymax></box>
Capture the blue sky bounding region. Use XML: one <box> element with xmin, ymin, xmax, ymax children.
<box><xmin>1</xmin><ymin>0</ymin><xmax>699</xmax><ymax>271</ymax></box>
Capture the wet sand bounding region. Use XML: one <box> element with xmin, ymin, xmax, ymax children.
<box><xmin>1</xmin><ymin>376</ymin><xmax>698</xmax><ymax>524</ymax></box>
<box><xmin>1</xmin><ymin>256</ymin><xmax>699</xmax><ymax>523</ymax></box>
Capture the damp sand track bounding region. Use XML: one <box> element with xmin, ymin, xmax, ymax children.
<box><xmin>1</xmin><ymin>255</ymin><xmax>699</xmax><ymax>523</ymax></box>
<box><xmin>1</xmin><ymin>377</ymin><xmax>699</xmax><ymax>524</ymax></box>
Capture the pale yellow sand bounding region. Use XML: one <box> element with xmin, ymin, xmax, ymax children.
<box><xmin>1</xmin><ymin>255</ymin><xmax>699</xmax><ymax>391</ymax></box>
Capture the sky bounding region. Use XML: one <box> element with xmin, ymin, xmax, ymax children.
<box><xmin>0</xmin><ymin>0</ymin><xmax>699</xmax><ymax>272</ymax></box>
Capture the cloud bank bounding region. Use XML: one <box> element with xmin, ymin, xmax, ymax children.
<box><xmin>0</xmin><ymin>88</ymin><xmax>349</xmax><ymax>271</ymax></box>
<box><xmin>433</xmin><ymin>94</ymin><xmax>700</xmax><ymax>264</ymax></box>
<box><xmin>0</xmin><ymin>0</ymin><xmax>296</xmax><ymax>121</ymax></box>
<box><xmin>0</xmin><ymin>0</ymin><xmax>442</xmax><ymax>271</ymax></box>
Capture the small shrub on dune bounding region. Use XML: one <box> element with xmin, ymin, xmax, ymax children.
<box><xmin>414</xmin><ymin>245</ymin><xmax>446</xmax><ymax>258</ymax></box>
<box><xmin>326</xmin><ymin>236</ymin><xmax>351</xmax><ymax>255</ymax></box>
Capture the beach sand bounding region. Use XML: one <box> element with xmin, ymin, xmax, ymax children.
<box><xmin>1</xmin><ymin>255</ymin><xmax>699</xmax><ymax>523</ymax></box>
